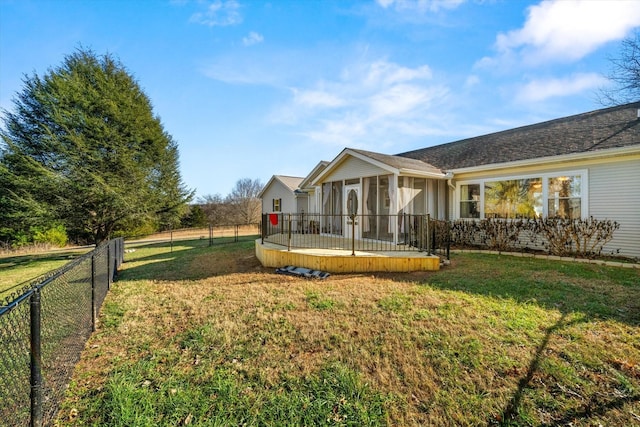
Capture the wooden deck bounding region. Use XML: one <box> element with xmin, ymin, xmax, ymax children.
<box><xmin>255</xmin><ymin>235</ymin><xmax>440</xmax><ymax>273</ymax></box>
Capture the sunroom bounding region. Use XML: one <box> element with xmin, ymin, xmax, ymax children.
<box><xmin>262</xmin><ymin>148</ymin><xmax>451</xmax><ymax>251</ymax></box>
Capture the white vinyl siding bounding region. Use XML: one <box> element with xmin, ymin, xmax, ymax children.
<box><xmin>322</xmin><ymin>156</ymin><xmax>388</xmax><ymax>182</ymax></box>
<box><xmin>588</xmin><ymin>158</ymin><xmax>640</xmax><ymax>259</ymax></box>
<box><xmin>261</xmin><ymin>180</ymin><xmax>297</xmax><ymax>214</ymax></box>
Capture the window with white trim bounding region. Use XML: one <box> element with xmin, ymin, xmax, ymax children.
<box><xmin>460</xmin><ymin>184</ymin><xmax>480</xmax><ymax>218</ymax></box>
<box><xmin>548</xmin><ymin>175</ymin><xmax>582</xmax><ymax>219</ymax></box>
<box><xmin>272</xmin><ymin>198</ymin><xmax>281</xmax><ymax>212</ymax></box>
<box><xmin>458</xmin><ymin>171</ymin><xmax>585</xmax><ymax>220</ymax></box>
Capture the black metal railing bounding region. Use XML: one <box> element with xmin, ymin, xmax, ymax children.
<box><xmin>0</xmin><ymin>238</ymin><xmax>124</xmax><ymax>427</ymax></box>
<box><xmin>261</xmin><ymin>213</ymin><xmax>450</xmax><ymax>258</ymax></box>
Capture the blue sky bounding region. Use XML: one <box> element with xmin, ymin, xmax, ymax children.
<box><xmin>1</xmin><ymin>0</ymin><xmax>639</xmax><ymax>199</ymax></box>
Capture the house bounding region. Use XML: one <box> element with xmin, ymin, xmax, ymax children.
<box><xmin>302</xmin><ymin>102</ymin><xmax>639</xmax><ymax>259</ymax></box>
<box><xmin>258</xmin><ymin>175</ymin><xmax>304</xmax><ymax>214</ymax></box>
<box><xmin>296</xmin><ymin>161</ymin><xmax>329</xmax><ymax>215</ymax></box>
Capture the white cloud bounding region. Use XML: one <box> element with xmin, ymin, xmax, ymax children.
<box><xmin>369</xmin><ymin>84</ymin><xmax>436</xmax><ymax>118</ymax></box>
<box><xmin>465</xmin><ymin>75</ymin><xmax>480</xmax><ymax>87</ymax></box>
<box><xmin>516</xmin><ymin>73</ymin><xmax>607</xmax><ymax>102</ymax></box>
<box><xmin>292</xmin><ymin>89</ymin><xmax>346</xmax><ymax>108</ymax></box>
<box><xmin>496</xmin><ymin>0</ymin><xmax>640</xmax><ymax>65</ymax></box>
<box><xmin>242</xmin><ymin>31</ymin><xmax>264</xmax><ymax>46</ymax></box>
<box><xmin>376</xmin><ymin>0</ymin><xmax>465</xmax><ymax>13</ymax></box>
<box><xmin>376</xmin><ymin>0</ymin><xmax>395</xmax><ymax>8</ymax></box>
<box><xmin>190</xmin><ymin>0</ymin><xmax>242</xmax><ymax>27</ymax></box>
<box><xmin>363</xmin><ymin>61</ymin><xmax>432</xmax><ymax>86</ymax></box>
<box><xmin>272</xmin><ymin>59</ymin><xmax>450</xmax><ymax>147</ymax></box>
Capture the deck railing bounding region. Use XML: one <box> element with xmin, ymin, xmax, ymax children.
<box><xmin>261</xmin><ymin>213</ymin><xmax>450</xmax><ymax>258</ymax></box>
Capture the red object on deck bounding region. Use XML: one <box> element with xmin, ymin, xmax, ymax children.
<box><xmin>269</xmin><ymin>213</ymin><xmax>278</xmax><ymax>226</ymax></box>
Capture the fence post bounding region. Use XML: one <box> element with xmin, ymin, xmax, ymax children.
<box><xmin>287</xmin><ymin>214</ymin><xmax>292</xmax><ymax>251</ymax></box>
<box><xmin>209</xmin><ymin>224</ymin><xmax>213</xmax><ymax>247</ymax></box>
<box><xmin>446</xmin><ymin>221</ymin><xmax>451</xmax><ymax>260</ymax></box>
<box><xmin>107</xmin><ymin>243</ymin><xmax>112</xmax><ymax>289</ymax></box>
<box><xmin>91</xmin><ymin>254</ymin><xmax>96</xmax><ymax>332</ymax></box>
<box><xmin>431</xmin><ymin>221</ymin><xmax>436</xmax><ymax>255</ymax></box>
<box><xmin>351</xmin><ymin>214</ymin><xmax>356</xmax><ymax>256</ymax></box>
<box><xmin>30</xmin><ymin>289</ymin><xmax>43</xmax><ymax>427</ymax></box>
<box><xmin>425</xmin><ymin>215</ymin><xmax>431</xmax><ymax>255</ymax></box>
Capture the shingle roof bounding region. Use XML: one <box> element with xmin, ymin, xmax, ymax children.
<box><xmin>398</xmin><ymin>102</ymin><xmax>640</xmax><ymax>171</ymax></box>
<box><xmin>275</xmin><ymin>175</ymin><xmax>304</xmax><ymax>192</ymax></box>
<box><xmin>349</xmin><ymin>148</ymin><xmax>442</xmax><ymax>174</ymax></box>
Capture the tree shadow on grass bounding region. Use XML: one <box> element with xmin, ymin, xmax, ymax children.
<box><xmin>381</xmin><ymin>254</ymin><xmax>640</xmax><ymax>425</ymax></box>
<box><xmin>495</xmin><ymin>312</ymin><xmax>640</xmax><ymax>426</ymax></box>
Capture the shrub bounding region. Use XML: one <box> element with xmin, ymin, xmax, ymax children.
<box><xmin>450</xmin><ymin>220</ymin><xmax>483</xmax><ymax>248</ymax></box>
<box><xmin>450</xmin><ymin>218</ymin><xmax>529</xmax><ymax>252</ymax></box>
<box><xmin>480</xmin><ymin>218</ymin><xmax>529</xmax><ymax>252</ymax></box>
<box><xmin>529</xmin><ymin>217</ymin><xmax>620</xmax><ymax>258</ymax></box>
<box><xmin>450</xmin><ymin>217</ymin><xmax>620</xmax><ymax>258</ymax></box>
<box><xmin>32</xmin><ymin>224</ymin><xmax>68</xmax><ymax>247</ymax></box>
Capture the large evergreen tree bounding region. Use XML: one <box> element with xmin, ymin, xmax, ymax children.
<box><xmin>0</xmin><ymin>48</ymin><xmax>192</xmax><ymax>244</ymax></box>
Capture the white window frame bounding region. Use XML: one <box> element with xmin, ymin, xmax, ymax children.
<box><xmin>455</xmin><ymin>169</ymin><xmax>588</xmax><ymax>219</ymax></box>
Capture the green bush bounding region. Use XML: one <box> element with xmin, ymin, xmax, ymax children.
<box><xmin>32</xmin><ymin>224</ymin><xmax>68</xmax><ymax>247</ymax></box>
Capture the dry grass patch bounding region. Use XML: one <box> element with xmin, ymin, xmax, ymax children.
<box><xmin>58</xmin><ymin>240</ymin><xmax>640</xmax><ymax>426</ymax></box>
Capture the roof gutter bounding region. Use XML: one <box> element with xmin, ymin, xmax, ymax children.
<box><xmin>448</xmin><ymin>145</ymin><xmax>640</xmax><ymax>175</ymax></box>
<box><xmin>398</xmin><ymin>168</ymin><xmax>448</xmax><ymax>179</ymax></box>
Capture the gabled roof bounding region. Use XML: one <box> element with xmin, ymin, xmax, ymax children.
<box><xmin>349</xmin><ymin>149</ymin><xmax>443</xmax><ymax>175</ymax></box>
<box><xmin>299</xmin><ymin>160</ymin><xmax>329</xmax><ymax>190</ymax></box>
<box><xmin>398</xmin><ymin>101</ymin><xmax>640</xmax><ymax>171</ymax></box>
<box><xmin>258</xmin><ymin>175</ymin><xmax>304</xmax><ymax>198</ymax></box>
<box><xmin>313</xmin><ymin>148</ymin><xmax>446</xmax><ymax>185</ymax></box>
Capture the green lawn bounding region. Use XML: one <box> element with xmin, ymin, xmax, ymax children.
<box><xmin>55</xmin><ymin>240</ymin><xmax>639</xmax><ymax>426</ymax></box>
<box><xmin>0</xmin><ymin>248</ymin><xmax>90</xmax><ymax>300</ymax></box>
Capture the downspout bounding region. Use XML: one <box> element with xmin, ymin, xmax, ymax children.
<box><xmin>445</xmin><ymin>172</ymin><xmax>455</xmax><ymax>221</ymax></box>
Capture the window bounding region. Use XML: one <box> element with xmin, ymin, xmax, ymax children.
<box><xmin>272</xmin><ymin>198</ymin><xmax>281</xmax><ymax>212</ymax></box>
<box><xmin>484</xmin><ymin>178</ymin><xmax>541</xmax><ymax>219</ymax></box>
<box><xmin>460</xmin><ymin>184</ymin><xmax>480</xmax><ymax>218</ymax></box>
<box><xmin>458</xmin><ymin>171</ymin><xmax>585</xmax><ymax>220</ymax></box>
<box><xmin>548</xmin><ymin>175</ymin><xmax>581</xmax><ymax>219</ymax></box>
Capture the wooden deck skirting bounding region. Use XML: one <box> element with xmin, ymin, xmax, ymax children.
<box><xmin>255</xmin><ymin>239</ymin><xmax>440</xmax><ymax>273</ymax></box>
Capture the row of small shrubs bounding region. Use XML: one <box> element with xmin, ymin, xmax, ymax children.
<box><xmin>448</xmin><ymin>217</ymin><xmax>620</xmax><ymax>258</ymax></box>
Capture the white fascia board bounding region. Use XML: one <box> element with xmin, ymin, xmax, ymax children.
<box><xmin>448</xmin><ymin>145</ymin><xmax>640</xmax><ymax>175</ymax></box>
<box><xmin>398</xmin><ymin>168</ymin><xmax>448</xmax><ymax>179</ymax></box>
<box><xmin>257</xmin><ymin>175</ymin><xmax>278</xmax><ymax>199</ymax></box>
<box><xmin>311</xmin><ymin>148</ymin><xmax>398</xmax><ymax>185</ymax></box>
<box><xmin>300</xmin><ymin>161</ymin><xmax>329</xmax><ymax>189</ymax></box>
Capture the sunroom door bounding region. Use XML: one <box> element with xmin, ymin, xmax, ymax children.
<box><xmin>344</xmin><ymin>184</ymin><xmax>360</xmax><ymax>240</ymax></box>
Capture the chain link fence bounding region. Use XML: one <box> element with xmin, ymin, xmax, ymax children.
<box><xmin>0</xmin><ymin>238</ymin><xmax>123</xmax><ymax>427</ymax></box>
